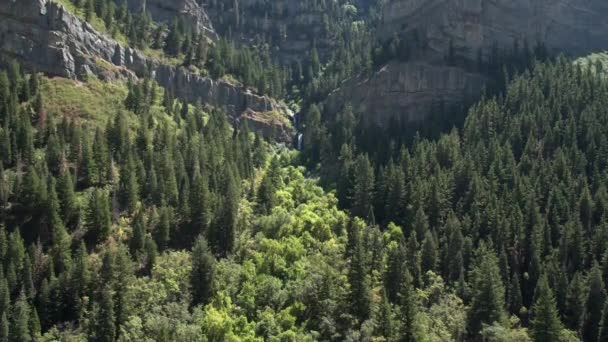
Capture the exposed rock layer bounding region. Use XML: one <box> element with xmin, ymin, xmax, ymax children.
<box><xmin>330</xmin><ymin>0</ymin><xmax>608</xmax><ymax>126</ymax></box>
<box><xmin>127</xmin><ymin>0</ymin><xmax>217</xmax><ymax>39</ymax></box>
<box><xmin>381</xmin><ymin>0</ymin><xmax>608</xmax><ymax>61</ymax></box>
<box><xmin>327</xmin><ymin>62</ymin><xmax>486</xmax><ymax>125</ymax></box>
<box><xmin>0</xmin><ymin>0</ymin><xmax>292</xmax><ymax>141</ymax></box>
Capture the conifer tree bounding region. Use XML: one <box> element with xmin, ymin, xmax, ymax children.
<box><xmin>190</xmin><ymin>236</ymin><xmax>215</xmax><ymax>307</ymax></box>
<box><xmin>86</xmin><ymin>188</ymin><xmax>112</xmax><ymax>245</ymax></box>
<box><xmin>530</xmin><ymin>274</ymin><xmax>564</xmax><ymax>342</ymax></box>
<box><xmin>565</xmin><ymin>272</ymin><xmax>586</xmax><ymax>331</ymax></box>
<box><xmin>598</xmin><ymin>301</ymin><xmax>608</xmax><ymax>342</ymax></box>
<box><xmin>385</xmin><ymin>243</ymin><xmax>407</xmax><ymax>304</ymax></box>
<box><xmin>90</xmin><ymin>287</ymin><xmax>115</xmax><ymax>342</ymax></box>
<box><xmin>467</xmin><ymin>246</ymin><xmax>506</xmax><ymax>335</ymax></box>
<box><xmin>214</xmin><ymin>170</ymin><xmax>239</xmax><ymax>256</ymax></box>
<box><xmin>420</xmin><ymin>231</ymin><xmax>438</xmax><ymax>274</ymax></box>
<box><xmin>398</xmin><ymin>268</ymin><xmax>418</xmax><ymax>342</ymax></box>
<box><xmin>583</xmin><ymin>264</ymin><xmax>606</xmax><ymax>342</ymax></box>
<box><xmin>0</xmin><ymin>313</ymin><xmax>7</xmax><ymax>342</ymax></box>
<box><xmin>351</xmin><ymin>154</ymin><xmax>375</xmax><ymax>221</ymax></box>
<box><xmin>349</xmin><ymin>228</ymin><xmax>371</xmax><ymax>322</ymax></box>
<box><xmin>119</xmin><ymin>154</ymin><xmax>139</xmax><ymax>213</ymax></box>
<box><xmin>9</xmin><ymin>292</ymin><xmax>30</xmax><ymax>342</ymax></box>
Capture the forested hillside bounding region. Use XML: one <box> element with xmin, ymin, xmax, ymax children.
<box><xmin>2</xmin><ymin>0</ymin><xmax>608</xmax><ymax>341</ymax></box>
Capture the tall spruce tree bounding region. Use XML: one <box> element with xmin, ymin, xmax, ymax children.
<box><xmin>190</xmin><ymin>236</ymin><xmax>215</xmax><ymax>307</ymax></box>
<box><xmin>530</xmin><ymin>274</ymin><xmax>564</xmax><ymax>342</ymax></box>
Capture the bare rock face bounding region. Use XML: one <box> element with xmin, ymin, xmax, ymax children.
<box><xmin>380</xmin><ymin>0</ymin><xmax>608</xmax><ymax>61</ymax></box>
<box><xmin>127</xmin><ymin>0</ymin><xmax>217</xmax><ymax>39</ymax></box>
<box><xmin>326</xmin><ymin>61</ymin><xmax>486</xmax><ymax>126</ymax></box>
<box><xmin>0</xmin><ymin>0</ymin><xmax>292</xmax><ymax>142</ymax></box>
<box><xmin>329</xmin><ymin>0</ymin><xmax>608</xmax><ymax>127</ymax></box>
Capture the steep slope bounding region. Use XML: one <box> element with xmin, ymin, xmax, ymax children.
<box><xmin>0</xmin><ymin>0</ymin><xmax>293</xmax><ymax>141</ymax></box>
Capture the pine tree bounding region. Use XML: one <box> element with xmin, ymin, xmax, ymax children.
<box><xmin>398</xmin><ymin>268</ymin><xmax>418</xmax><ymax>342</ymax></box>
<box><xmin>385</xmin><ymin>243</ymin><xmax>407</xmax><ymax>304</ymax></box>
<box><xmin>48</xmin><ymin>177</ymin><xmax>72</xmax><ymax>273</ymax></box>
<box><xmin>420</xmin><ymin>231</ymin><xmax>438</xmax><ymax>274</ymax></box>
<box><xmin>90</xmin><ymin>286</ymin><xmax>115</xmax><ymax>342</ymax></box>
<box><xmin>119</xmin><ymin>154</ymin><xmax>139</xmax><ymax>213</ymax></box>
<box><xmin>467</xmin><ymin>246</ymin><xmax>507</xmax><ymax>335</ymax></box>
<box><xmin>0</xmin><ymin>312</ymin><xmax>7</xmax><ymax>342</ymax></box>
<box><xmin>57</xmin><ymin>170</ymin><xmax>78</xmax><ymax>226</ymax></box>
<box><xmin>508</xmin><ymin>275</ymin><xmax>523</xmax><ymax>315</ymax></box>
<box><xmin>565</xmin><ymin>272</ymin><xmax>586</xmax><ymax>330</ymax></box>
<box><xmin>190</xmin><ymin>236</ymin><xmax>215</xmax><ymax>307</ymax></box>
<box><xmin>130</xmin><ymin>210</ymin><xmax>146</xmax><ymax>255</ymax></box>
<box><xmin>9</xmin><ymin>292</ymin><xmax>30</xmax><ymax>342</ymax></box>
<box><xmin>377</xmin><ymin>288</ymin><xmax>394</xmax><ymax>340</ymax></box>
<box><xmin>530</xmin><ymin>274</ymin><xmax>564</xmax><ymax>342</ymax></box>
<box><xmin>86</xmin><ymin>188</ymin><xmax>112</xmax><ymax>244</ymax></box>
<box><xmin>214</xmin><ymin>170</ymin><xmax>239</xmax><ymax>256</ymax></box>
<box><xmin>351</xmin><ymin>154</ymin><xmax>375</xmax><ymax>221</ymax></box>
<box><xmin>349</xmin><ymin>228</ymin><xmax>371</xmax><ymax>322</ymax></box>
<box><xmin>583</xmin><ymin>264</ymin><xmax>606</xmax><ymax>342</ymax></box>
<box><xmin>190</xmin><ymin>173</ymin><xmax>210</xmax><ymax>238</ymax></box>
<box><xmin>598</xmin><ymin>301</ymin><xmax>608</xmax><ymax>342</ymax></box>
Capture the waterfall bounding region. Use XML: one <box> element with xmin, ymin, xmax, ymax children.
<box><xmin>297</xmin><ymin>133</ymin><xmax>303</xmax><ymax>151</ymax></box>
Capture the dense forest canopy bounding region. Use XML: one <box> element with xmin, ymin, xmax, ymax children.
<box><xmin>2</xmin><ymin>0</ymin><xmax>608</xmax><ymax>341</ymax></box>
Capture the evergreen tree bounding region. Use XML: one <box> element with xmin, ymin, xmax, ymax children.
<box><xmin>348</xmin><ymin>227</ymin><xmax>371</xmax><ymax>322</ymax></box>
<box><xmin>351</xmin><ymin>154</ymin><xmax>375</xmax><ymax>221</ymax></box>
<box><xmin>583</xmin><ymin>264</ymin><xmax>607</xmax><ymax>342</ymax></box>
<box><xmin>385</xmin><ymin>243</ymin><xmax>407</xmax><ymax>304</ymax></box>
<box><xmin>0</xmin><ymin>313</ymin><xmax>7</xmax><ymax>342</ymax></box>
<box><xmin>90</xmin><ymin>287</ymin><xmax>115</xmax><ymax>342</ymax></box>
<box><xmin>9</xmin><ymin>292</ymin><xmax>30</xmax><ymax>342</ymax></box>
<box><xmin>214</xmin><ymin>170</ymin><xmax>239</xmax><ymax>256</ymax></box>
<box><xmin>190</xmin><ymin>236</ymin><xmax>215</xmax><ymax>307</ymax></box>
<box><xmin>398</xmin><ymin>268</ymin><xmax>418</xmax><ymax>342</ymax></box>
<box><xmin>467</xmin><ymin>246</ymin><xmax>507</xmax><ymax>335</ymax></box>
<box><xmin>598</xmin><ymin>301</ymin><xmax>608</xmax><ymax>342</ymax></box>
<box><xmin>530</xmin><ymin>274</ymin><xmax>564</xmax><ymax>342</ymax></box>
<box><xmin>420</xmin><ymin>231</ymin><xmax>438</xmax><ymax>274</ymax></box>
<box><xmin>86</xmin><ymin>188</ymin><xmax>112</xmax><ymax>245</ymax></box>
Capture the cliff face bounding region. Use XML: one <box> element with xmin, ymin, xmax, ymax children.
<box><xmin>127</xmin><ymin>0</ymin><xmax>217</xmax><ymax>39</ymax></box>
<box><xmin>0</xmin><ymin>0</ymin><xmax>293</xmax><ymax>142</ymax></box>
<box><xmin>326</xmin><ymin>62</ymin><xmax>486</xmax><ymax>125</ymax></box>
<box><xmin>328</xmin><ymin>0</ymin><xmax>608</xmax><ymax>127</ymax></box>
<box><xmin>380</xmin><ymin>0</ymin><xmax>608</xmax><ymax>61</ymax></box>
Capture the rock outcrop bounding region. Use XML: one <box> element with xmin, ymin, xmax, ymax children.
<box><xmin>326</xmin><ymin>62</ymin><xmax>486</xmax><ymax>126</ymax></box>
<box><xmin>127</xmin><ymin>0</ymin><xmax>217</xmax><ymax>39</ymax></box>
<box><xmin>329</xmin><ymin>0</ymin><xmax>608</xmax><ymax>127</ymax></box>
<box><xmin>380</xmin><ymin>0</ymin><xmax>608</xmax><ymax>62</ymax></box>
<box><xmin>0</xmin><ymin>0</ymin><xmax>292</xmax><ymax>141</ymax></box>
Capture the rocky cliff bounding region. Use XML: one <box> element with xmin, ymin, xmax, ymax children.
<box><xmin>380</xmin><ymin>0</ymin><xmax>608</xmax><ymax>62</ymax></box>
<box><xmin>328</xmin><ymin>0</ymin><xmax>608</xmax><ymax>127</ymax></box>
<box><xmin>0</xmin><ymin>0</ymin><xmax>292</xmax><ymax>142</ymax></box>
<box><xmin>127</xmin><ymin>0</ymin><xmax>217</xmax><ymax>39</ymax></box>
<box><xmin>326</xmin><ymin>61</ymin><xmax>486</xmax><ymax>126</ymax></box>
